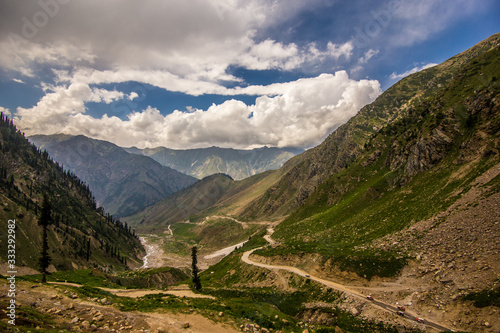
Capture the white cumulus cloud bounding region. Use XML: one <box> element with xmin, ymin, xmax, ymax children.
<box><xmin>15</xmin><ymin>71</ymin><xmax>381</xmax><ymax>149</ymax></box>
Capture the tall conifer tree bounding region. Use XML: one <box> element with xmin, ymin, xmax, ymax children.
<box><xmin>39</xmin><ymin>195</ymin><xmax>52</xmax><ymax>283</ymax></box>
<box><xmin>191</xmin><ymin>246</ymin><xmax>201</xmax><ymax>290</ymax></box>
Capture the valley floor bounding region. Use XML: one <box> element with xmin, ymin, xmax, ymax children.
<box><xmin>136</xmin><ymin>195</ymin><xmax>499</xmax><ymax>333</ymax></box>
<box><xmin>138</xmin><ymin>216</ymin><xmax>273</xmax><ymax>270</ymax></box>
<box><xmin>139</xmin><ymin>234</ymin><xmax>192</xmax><ymax>269</ymax></box>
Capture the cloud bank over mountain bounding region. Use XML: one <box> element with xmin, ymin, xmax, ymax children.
<box><xmin>0</xmin><ymin>0</ymin><xmax>496</xmax><ymax>149</ymax></box>
<box><xmin>17</xmin><ymin>72</ymin><xmax>380</xmax><ymax>149</ymax></box>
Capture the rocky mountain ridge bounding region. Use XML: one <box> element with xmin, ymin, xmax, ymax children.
<box><xmin>29</xmin><ymin>134</ymin><xmax>197</xmax><ymax>217</ymax></box>
<box><xmin>125</xmin><ymin>145</ymin><xmax>301</xmax><ymax>180</ymax></box>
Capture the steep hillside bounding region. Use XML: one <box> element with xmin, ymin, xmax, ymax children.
<box><xmin>29</xmin><ymin>135</ymin><xmax>197</xmax><ymax>217</ymax></box>
<box><xmin>0</xmin><ymin>115</ymin><xmax>144</xmax><ymax>272</ymax></box>
<box><xmin>243</xmin><ymin>34</ymin><xmax>500</xmax><ymax>332</ymax></box>
<box><xmin>125</xmin><ymin>145</ymin><xmax>301</xmax><ymax>180</ymax></box>
<box><xmin>266</xmin><ymin>38</ymin><xmax>500</xmax><ymax>263</ymax></box>
<box><xmin>241</xmin><ymin>32</ymin><xmax>500</xmax><ymax>221</ymax></box>
<box><xmin>128</xmin><ymin>34</ymin><xmax>500</xmax><ymax>242</ymax></box>
<box><xmin>124</xmin><ymin>169</ymin><xmax>285</xmax><ymax>229</ymax></box>
<box><xmin>124</xmin><ymin>173</ymin><xmax>236</xmax><ymax>228</ymax></box>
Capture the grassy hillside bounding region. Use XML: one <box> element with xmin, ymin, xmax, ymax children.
<box><xmin>240</xmin><ymin>32</ymin><xmax>500</xmax><ymax>221</ymax></box>
<box><xmin>123</xmin><ymin>173</ymin><xmax>237</xmax><ymax>229</ymax></box>
<box><xmin>256</xmin><ymin>34</ymin><xmax>500</xmax><ymax>278</ymax></box>
<box><xmin>124</xmin><ymin>167</ymin><xmax>292</xmax><ymax>230</ymax></box>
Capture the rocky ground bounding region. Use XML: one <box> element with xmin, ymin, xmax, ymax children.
<box><xmin>367</xmin><ymin>163</ymin><xmax>500</xmax><ymax>332</ymax></box>
<box><xmin>139</xmin><ymin>234</ymin><xmax>192</xmax><ymax>270</ymax></box>
<box><xmin>246</xmin><ymin>163</ymin><xmax>500</xmax><ymax>333</ymax></box>
<box><xmin>0</xmin><ymin>280</ymin><xmax>239</xmax><ymax>333</ymax></box>
<box><xmin>0</xmin><ymin>281</ymin><xmax>242</xmax><ymax>333</ymax></box>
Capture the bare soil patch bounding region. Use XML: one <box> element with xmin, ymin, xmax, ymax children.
<box><xmin>1</xmin><ymin>280</ymin><xmax>234</xmax><ymax>332</ymax></box>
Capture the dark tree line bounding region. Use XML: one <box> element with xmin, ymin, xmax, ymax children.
<box><xmin>0</xmin><ymin>112</ymin><xmax>140</xmax><ymax>272</ymax></box>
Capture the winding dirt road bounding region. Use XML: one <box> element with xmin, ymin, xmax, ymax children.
<box><xmin>241</xmin><ymin>230</ymin><xmax>452</xmax><ymax>332</ymax></box>
<box><xmin>204</xmin><ymin>241</ymin><xmax>247</xmax><ymax>259</ymax></box>
<box><xmin>207</xmin><ymin>215</ymin><xmax>272</xmax><ymax>229</ymax></box>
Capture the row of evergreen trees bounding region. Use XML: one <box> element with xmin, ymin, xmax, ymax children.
<box><xmin>0</xmin><ymin>112</ymin><xmax>140</xmax><ymax>273</ymax></box>
<box><xmin>0</xmin><ymin>112</ymin><xmax>96</xmax><ymax>207</ymax></box>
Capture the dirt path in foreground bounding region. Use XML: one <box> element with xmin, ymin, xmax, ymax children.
<box><xmin>9</xmin><ymin>281</ymin><xmax>236</xmax><ymax>332</ymax></box>
<box><xmin>147</xmin><ymin>312</ymin><xmax>239</xmax><ymax>333</ymax></box>
<box><xmin>103</xmin><ymin>285</ymin><xmax>215</xmax><ymax>299</ymax></box>
<box><xmin>48</xmin><ymin>281</ymin><xmax>215</xmax><ymax>300</ymax></box>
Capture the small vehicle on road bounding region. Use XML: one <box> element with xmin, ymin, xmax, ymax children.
<box><xmin>367</xmin><ymin>296</ymin><xmax>374</xmax><ymax>300</ymax></box>
<box><xmin>305</xmin><ymin>274</ymin><xmax>310</xmax><ymax>278</ymax></box>
<box><xmin>415</xmin><ymin>318</ymin><xmax>425</xmax><ymax>323</ymax></box>
<box><xmin>396</xmin><ymin>311</ymin><xmax>405</xmax><ymax>316</ymax></box>
<box><xmin>397</xmin><ymin>306</ymin><xmax>405</xmax><ymax>311</ymax></box>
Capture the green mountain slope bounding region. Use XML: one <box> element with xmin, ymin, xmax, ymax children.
<box><xmin>124</xmin><ymin>173</ymin><xmax>236</xmax><ymax>228</ymax></box>
<box><xmin>29</xmin><ymin>134</ymin><xmax>197</xmax><ymax>217</ymax></box>
<box><xmin>125</xmin><ymin>146</ymin><xmax>301</xmax><ymax>180</ymax></box>
<box><xmin>131</xmin><ymin>33</ymin><xmax>500</xmax><ymax>277</ymax></box>
<box><xmin>256</xmin><ymin>33</ymin><xmax>500</xmax><ymax>277</ymax></box>
<box><xmin>0</xmin><ymin>116</ymin><xmax>145</xmax><ymax>272</ymax></box>
<box><xmin>124</xmin><ymin>169</ymin><xmax>286</xmax><ymax>229</ymax></box>
<box><xmin>240</xmin><ymin>32</ymin><xmax>500</xmax><ymax>221</ymax></box>
<box><xmin>128</xmin><ymin>34</ymin><xmax>500</xmax><ymax>246</ymax></box>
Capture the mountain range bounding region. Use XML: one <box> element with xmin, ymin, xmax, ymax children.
<box><xmin>29</xmin><ymin>135</ymin><xmax>300</xmax><ymax>218</ymax></box>
<box><xmin>29</xmin><ymin>134</ymin><xmax>197</xmax><ymax>217</ymax></box>
<box><xmin>124</xmin><ymin>145</ymin><xmax>302</xmax><ymax>180</ymax></box>
<box><xmin>124</xmin><ymin>172</ymin><xmax>276</xmax><ymax>228</ymax></box>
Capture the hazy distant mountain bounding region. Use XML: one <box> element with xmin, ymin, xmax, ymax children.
<box><xmin>124</xmin><ymin>145</ymin><xmax>302</xmax><ymax>180</ymax></box>
<box><xmin>29</xmin><ymin>134</ymin><xmax>197</xmax><ymax>217</ymax></box>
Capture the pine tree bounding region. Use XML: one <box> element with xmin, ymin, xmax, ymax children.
<box><xmin>191</xmin><ymin>246</ymin><xmax>201</xmax><ymax>291</ymax></box>
<box><xmin>86</xmin><ymin>237</ymin><xmax>91</xmax><ymax>261</ymax></box>
<box><xmin>38</xmin><ymin>195</ymin><xmax>52</xmax><ymax>283</ymax></box>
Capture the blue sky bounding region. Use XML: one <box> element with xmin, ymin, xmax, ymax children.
<box><xmin>0</xmin><ymin>0</ymin><xmax>498</xmax><ymax>149</ymax></box>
